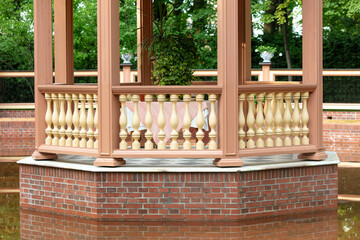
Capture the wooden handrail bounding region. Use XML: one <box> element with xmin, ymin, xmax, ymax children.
<box><xmin>238</xmin><ymin>83</ymin><xmax>317</xmax><ymax>93</ymax></box>
<box><xmin>112</xmin><ymin>85</ymin><xmax>223</xmax><ymax>94</ymax></box>
<box><xmin>38</xmin><ymin>84</ymin><xmax>98</xmax><ymax>94</ymax></box>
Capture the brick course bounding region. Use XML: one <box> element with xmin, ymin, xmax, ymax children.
<box><xmin>19</xmin><ymin>164</ymin><xmax>338</xmax><ymax>221</ymax></box>
<box><xmin>20</xmin><ymin>208</ymin><xmax>338</xmax><ymax>239</ymax></box>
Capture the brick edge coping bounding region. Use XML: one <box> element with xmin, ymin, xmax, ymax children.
<box><xmin>17</xmin><ymin>152</ymin><xmax>339</xmax><ymax>173</ymax></box>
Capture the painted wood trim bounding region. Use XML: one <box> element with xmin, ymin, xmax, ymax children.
<box><xmin>239</xmin><ymin>145</ymin><xmax>317</xmax><ymax>157</ymax></box>
<box><xmin>38</xmin><ymin>145</ymin><xmax>98</xmax><ymax>157</ymax></box>
<box><xmin>112</xmin><ymin>85</ymin><xmax>223</xmax><ymax>94</ymax></box>
<box><xmin>38</xmin><ymin>85</ymin><xmax>98</xmax><ymax>94</ymax></box>
<box><xmin>112</xmin><ymin>150</ymin><xmax>223</xmax><ymax>159</ymax></box>
<box><xmin>238</xmin><ymin>84</ymin><xmax>317</xmax><ymax>93</ymax></box>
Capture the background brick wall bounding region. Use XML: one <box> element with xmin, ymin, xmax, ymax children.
<box><xmin>323</xmin><ymin>111</ymin><xmax>360</xmax><ymax>120</ymax></box>
<box><xmin>20</xmin><ymin>208</ymin><xmax>338</xmax><ymax>239</ymax></box>
<box><xmin>20</xmin><ymin>164</ymin><xmax>338</xmax><ymax>221</ymax></box>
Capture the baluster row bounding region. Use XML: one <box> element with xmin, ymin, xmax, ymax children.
<box><xmin>44</xmin><ymin>93</ymin><xmax>98</xmax><ymax>148</ymax></box>
<box><xmin>118</xmin><ymin>94</ymin><xmax>218</xmax><ymax>150</ymax></box>
<box><xmin>238</xmin><ymin>92</ymin><xmax>310</xmax><ymax>149</ymax></box>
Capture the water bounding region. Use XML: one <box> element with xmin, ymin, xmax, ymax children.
<box><xmin>1</xmin><ymin>162</ymin><xmax>360</xmax><ymax>239</ymax></box>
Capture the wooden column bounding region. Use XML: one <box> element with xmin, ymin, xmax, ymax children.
<box><xmin>94</xmin><ymin>0</ymin><xmax>125</xmax><ymax>166</ymax></box>
<box><xmin>298</xmin><ymin>0</ymin><xmax>327</xmax><ymax>160</ymax></box>
<box><xmin>214</xmin><ymin>0</ymin><xmax>243</xmax><ymax>167</ymax></box>
<box><xmin>32</xmin><ymin>0</ymin><xmax>57</xmax><ymax>160</ymax></box>
<box><xmin>137</xmin><ymin>0</ymin><xmax>153</xmax><ymax>85</ymax></box>
<box><xmin>54</xmin><ymin>0</ymin><xmax>74</xmax><ymax>85</ymax></box>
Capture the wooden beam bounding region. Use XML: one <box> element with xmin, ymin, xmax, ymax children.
<box><xmin>54</xmin><ymin>0</ymin><xmax>74</xmax><ymax>85</ymax></box>
<box><xmin>137</xmin><ymin>0</ymin><xmax>153</xmax><ymax>85</ymax></box>
<box><xmin>215</xmin><ymin>0</ymin><xmax>243</xmax><ymax>167</ymax></box>
<box><xmin>299</xmin><ymin>0</ymin><xmax>327</xmax><ymax>160</ymax></box>
<box><xmin>95</xmin><ymin>0</ymin><xmax>124</xmax><ymax>166</ymax></box>
<box><xmin>32</xmin><ymin>0</ymin><xmax>57</xmax><ymax>160</ymax></box>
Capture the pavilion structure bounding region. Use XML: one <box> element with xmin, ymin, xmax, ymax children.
<box><xmin>18</xmin><ymin>0</ymin><xmax>338</xmax><ymax>221</ymax></box>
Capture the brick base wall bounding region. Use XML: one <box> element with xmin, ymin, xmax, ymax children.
<box><xmin>20</xmin><ymin>209</ymin><xmax>338</xmax><ymax>239</ymax></box>
<box><xmin>323</xmin><ymin>123</ymin><xmax>360</xmax><ymax>162</ymax></box>
<box><xmin>19</xmin><ymin>164</ymin><xmax>338</xmax><ymax>221</ymax></box>
<box><xmin>323</xmin><ymin>111</ymin><xmax>360</xmax><ymax>120</ymax></box>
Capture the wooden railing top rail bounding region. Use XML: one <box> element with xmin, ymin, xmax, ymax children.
<box><xmin>238</xmin><ymin>83</ymin><xmax>317</xmax><ymax>93</ymax></box>
<box><xmin>112</xmin><ymin>85</ymin><xmax>223</xmax><ymax>94</ymax></box>
<box><xmin>38</xmin><ymin>84</ymin><xmax>98</xmax><ymax>94</ymax></box>
<box><xmin>1</xmin><ymin>69</ymin><xmax>360</xmax><ymax>78</ymax></box>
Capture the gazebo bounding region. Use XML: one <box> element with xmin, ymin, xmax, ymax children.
<box><xmin>18</xmin><ymin>0</ymin><xmax>338</xmax><ymax>221</ymax></box>
<box><xmin>31</xmin><ymin>0</ymin><xmax>327</xmax><ymax>167</ymax></box>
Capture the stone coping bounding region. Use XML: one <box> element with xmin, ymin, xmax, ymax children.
<box><xmin>17</xmin><ymin>152</ymin><xmax>339</xmax><ymax>173</ymax></box>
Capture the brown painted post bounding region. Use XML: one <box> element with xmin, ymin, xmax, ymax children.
<box><xmin>54</xmin><ymin>0</ymin><xmax>74</xmax><ymax>85</ymax></box>
<box><xmin>298</xmin><ymin>0</ymin><xmax>327</xmax><ymax>160</ymax></box>
<box><xmin>32</xmin><ymin>0</ymin><xmax>57</xmax><ymax>160</ymax></box>
<box><xmin>121</xmin><ymin>64</ymin><xmax>133</xmax><ymax>83</ymax></box>
<box><xmin>137</xmin><ymin>0</ymin><xmax>153</xmax><ymax>85</ymax></box>
<box><xmin>261</xmin><ymin>63</ymin><xmax>272</xmax><ymax>82</ymax></box>
<box><xmin>214</xmin><ymin>0</ymin><xmax>243</xmax><ymax>167</ymax></box>
<box><xmin>94</xmin><ymin>0</ymin><xmax>125</xmax><ymax>166</ymax></box>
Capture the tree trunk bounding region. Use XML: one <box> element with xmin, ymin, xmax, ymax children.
<box><xmin>282</xmin><ymin>24</ymin><xmax>292</xmax><ymax>81</ymax></box>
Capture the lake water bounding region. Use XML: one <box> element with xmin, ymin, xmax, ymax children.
<box><xmin>1</xmin><ymin>162</ymin><xmax>359</xmax><ymax>239</ymax></box>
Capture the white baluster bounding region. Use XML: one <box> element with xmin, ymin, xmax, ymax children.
<box><xmin>72</xmin><ymin>94</ymin><xmax>80</xmax><ymax>147</ymax></box>
<box><xmin>132</xmin><ymin>94</ymin><xmax>141</xmax><ymax>150</ymax></box>
<box><xmin>255</xmin><ymin>93</ymin><xmax>265</xmax><ymax>148</ymax></box>
<box><xmin>94</xmin><ymin>94</ymin><xmax>98</xmax><ymax>149</ymax></box>
<box><xmin>51</xmin><ymin>93</ymin><xmax>59</xmax><ymax>146</ymax></box>
<box><xmin>79</xmin><ymin>94</ymin><xmax>87</xmax><ymax>148</ymax></box>
<box><xmin>65</xmin><ymin>93</ymin><xmax>73</xmax><ymax>147</ymax></box>
<box><xmin>239</xmin><ymin>94</ymin><xmax>246</xmax><ymax>149</ymax></box>
<box><xmin>119</xmin><ymin>94</ymin><xmax>128</xmax><ymax>150</ymax></box>
<box><xmin>170</xmin><ymin>94</ymin><xmax>179</xmax><ymax>150</ymax></box>
<box><xmin>246</xmin><ymin>94</ymin><xmax>256</xmax><ymax>148</ymax></box>
<box><xmin>86</xmin><ymin>94</ymin><xmax>94</xmax><ymax>148</ymax></box>
<box><xmin>183</xmin><ymin>94</ymin><xmax>192</xmax><ymax>150</ymax></box>
<box><xmin>292</xmin><ymin>92</ymin><xmax>301</xmax><ymax>145</ymax></box>
<box><xmin>208</xmin><ymin>94</ymin><xmax>217</xmax><ymax>150</ymax></box>
<box><xmin>271</xmin><ymin>93</ymin><xmax>276</xmax><ymax>125</ymax></box>
<box><xmin>196</xmin><ymin>94</ymin><xmax>205</xmax><ymax>150</ymax></box>
<box><xmin>265</xmin><ymin>93</ymin><xmax>274</xmax><ymax>147</ymax></box>
<box><xmin>274</xmin><ymin>93</ymin><xmax>284</xmax><ymax>147</ymax></box>
<box><xmin>58</xmin><ymin>93</ymin><xmax>66</xmax><ymax>146</ymax></box>
<box><xmin>45</xmin><ymin>93</ymin><xmax>53</xmax><ymax>145</ymax></box>
<box><xmin>145</xmin><ymin>94</ymin><xmax>153</xmax><ymax>150</ymax></box>
<box><xmin>157</xmin><ymin>94</ymin><xmax>166</xmax><ymax>150</ymax></box>
<box><xmin>301</xmin><ymin>92</ymin><xmax>310</xmax><ymax>145</ymax></box>
<box><xmin>283</xmin><ymin>92</ymin><xmax>292</xmax><ymax>146</ymax></box>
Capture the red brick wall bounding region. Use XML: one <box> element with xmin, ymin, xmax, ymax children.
<box><xmin>20</xmin><ymin>208</ymin><xmax>338</xmax><ymax>239</ymax></box>
<box><xmin>0</xmin><ymin>120</ymin><xmax>35</xmax><ymax>156</ymax></box>
<box><xmin>323</xmin><ymin>123</ymin><xmax>360</xmax><ymax>162</ymax></box>
<box><xmin>0</xmin><ymin>109</ymin><xmax>34</xmax><ymax>118</ymax></box>
<box><xmin>323</xmin><ymin>111</ymin><xmax>360</xmax><ymax>120</ymax></box>
<box><xmin>20</xmin><ymin>164</ymin><xmax>338</xmax><ymax>221</ymax></box>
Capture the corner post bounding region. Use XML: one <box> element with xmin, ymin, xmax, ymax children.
<box><xmin>32</xmin><ymin>0</ymin><xmax>57</xmax><ymax>160</ymax></box>
<box><xmin>94</xmin><ymin>0</ymin><xmax>125</xmax><ymax>166</ymax></box>
<box><xmin>298</xmin><ymin>0</ymin><xmax>327</xmax><ymax>160</ymax></box>
<box><xmin>214</xmin><ymin>0</ymin><xmax>243</xmax><ymax>167</ymax></box>
<box><xmin>137</xmin><ymin>0</ymin><xmax>153</xmax><ymax>85</ymax></box>
<box><xmin>54</xmin><ymin>0</ymin><xmax>74</xmax><ymax>85</ymax></box>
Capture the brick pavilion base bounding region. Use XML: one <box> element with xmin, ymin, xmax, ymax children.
<box><xmin>18</xmin><ymin>153</ymin><xmax>339</xmax><ymax>221</ymax></box>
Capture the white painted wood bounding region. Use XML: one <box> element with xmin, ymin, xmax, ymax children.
<box><xmin>238</xmin><ymin>94</ymin><xmax>246</xmax><ymax>149</ymax></box>
<box><xmin>79</xmin><ymin>94</ymin><xmax>87</xmax><ymax>148</ymax></box>
<box><xmin>51</xmin><ymin>93</ymin><xmax>59</xmax><ymax>146</ymax></box>
<box><xmin>255</xmin><ymin>93</ymin><xmax>265</xmax><ymax>148</ymax></box>
<box><xmin>170</xmin><ymin>94</ymin><xmax>179</xmax><ymax>150</ymax></box>
<box><xmin>145</xmin><ymin>94</ymin><xmax>154</xmax><ymax>150</ymax></box>
<box><xmin>283</xmin><ymin>92</ymin><xmax>292</xmax><ymax>146</ymax></box>
<box><xmin>183</xmin><ymin>94</ymin><xmax>192</xmax><ymax>150</ymax></box>
<box><xmin>301</xmin><ymin>92</ymin><xmax>310</xmax><ymax>145</ymax></box>
<box><xmin>246</xmin><ymin>93</ymin><xmax>256</xmax><ymax>148</ymax></box>
<box><xmin>132</xmin><ymin>94</ymin><xmax>141</xmax><ymax>150</ymax></box>
<box><xmin>292</xmin><ymin>92</ymin><xmax>301</xmax><ymax>145</ymax></box>
<box><xmin>72</xmin><ymin>94</ymin><xmax>80</xmax><ymax>147</ymax></box>
<box><xmin>65</xmin><ymin>93</ymin><xmax>73</xmax><ymax>147</ymax></box>
<box><xmin>274</xmin><ymin>93</ymin><xmax>284</xmax><ymax>147</ymax></box>
<box><xmin>157</xmin><ymin>94</ymin><xmax>166</xmax><ymax>150</ymax></box>
<box><xmin>208</xmin><ymin>94</ymin><xmax>218</xmax><ymax>150</ymax></box>
<box><xmin>196</xmin><ymin>94</ymin><xmax>205</xmax><ymax>150</ymax></box>
<box><xmin>265</xmin><ymin>93</ymin><xmax>274</xmax><ymax>147</ymax></box>
<box><xmin>119</xmin><ymin>94</ymin><xmax>128</xmax><ymax>150</ymax></box>
<box><xmin>45</xmin><ymin>93</ymin><xmax>53</xmax><ymax>145</ymax></box>
<box><xmin>86</xmin><ymin>94</ymin><xmax>94</xmax><ymax>148</ymax></box>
